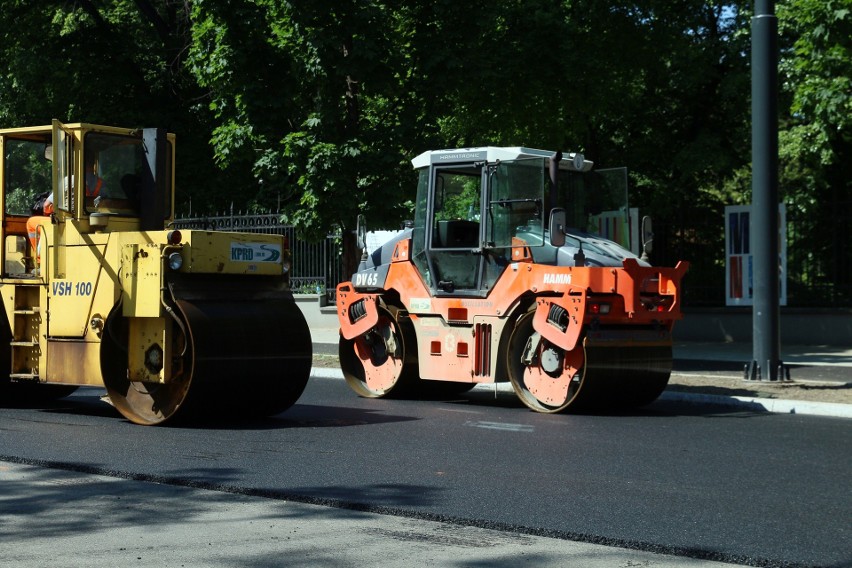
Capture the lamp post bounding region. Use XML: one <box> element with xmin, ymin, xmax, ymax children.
<box><xmin>748</xmin><ymin>0</ymin><xmax>786</xmax><ymax>381</ymax></box>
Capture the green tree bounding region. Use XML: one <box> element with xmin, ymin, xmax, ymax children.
<box><xmin>188</xmin><ymin>0</ymin><xmax>429</xmax><ymax>273</ymax></box>
<box><xmin>0</xmin><ymin>0</ymin><xmax>236</xmax><ymax>213</ymax></box>
<box><xmin>777</xmin><ymin>0</ymin><xmax>851</xmax><ymax>304</ymax></box>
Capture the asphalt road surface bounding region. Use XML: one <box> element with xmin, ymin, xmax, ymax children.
<box><xmin>1</xmin><ymin>376</ymin><xmax>850</xmax><ymax>568</ymax></box>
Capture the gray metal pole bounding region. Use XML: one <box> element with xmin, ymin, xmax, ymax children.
<box><xmin>748</xmin><ymin>0</ymin><xmax>785</xmax><ymax>381</ymax></box>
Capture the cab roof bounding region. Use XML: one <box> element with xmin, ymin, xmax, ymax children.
<box><xmin>0</xmin><ymin>122</ymin><xmax>174</xmax><ymax>139</ymax></box>
<box><xmin>411</xmin><ymin>147</ymin><xmax>593</xmax><ymax>171</ymax></box>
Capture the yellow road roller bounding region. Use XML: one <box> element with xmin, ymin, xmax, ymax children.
<box><xmin>0</xmin><ymin>121</ymin><xmax>311</xmax><ymax>424</ymax></box>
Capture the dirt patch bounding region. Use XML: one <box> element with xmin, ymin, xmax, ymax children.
<box><xmin>668</xmin><ymin>373</ymin><xmax>852</xmax><ymax>404</ymax></box>
<box><xmin>313</xmin><ymin>353</ymin><xmax>341</xmax><ymax>369</ymax></box>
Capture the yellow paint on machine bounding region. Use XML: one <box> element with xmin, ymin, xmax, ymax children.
<box><xmin>121</xmin><ymin>241</ymin><xmax>164</xmax><ymax>318</ymax></box>
<box><xmin>183</xmin><ymin>232</ymin><xmax>285</xmax><ymax>275</ymax></box>
<box><xmin>45</xmin><ymin>339</ymin><xmax>102</xmax><ymax>386</ymax></box>
<box><xmin>127</xmin><ymin>317</ymin><xmax>173</xmax><ymax>383</ymax></box>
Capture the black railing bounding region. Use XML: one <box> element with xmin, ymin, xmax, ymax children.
<box><xmin>172</xmin><ymin>210</ymin><xmax>344</xmax><ymax>303</ymax></box>
<box><xmin>652</xmin><ymin>204</ymin><xmax>852</xmax><ymax>308</ymax></box>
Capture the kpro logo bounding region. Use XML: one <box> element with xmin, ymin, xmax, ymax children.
<box><xmin>230</xmin><ymin>242</ymin><xmax>282</xmax><ymax>263</ymax></box>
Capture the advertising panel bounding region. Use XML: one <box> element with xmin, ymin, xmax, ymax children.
<box><xmin>725</xmin><ymin>204</ymin><xmax>786</xmax><ymax>306</ymax></box>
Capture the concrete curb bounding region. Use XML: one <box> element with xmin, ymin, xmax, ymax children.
<box><xmin>658</xmin><ymin>391</ymin><xmax>852</xmax><ymax>418</ymax></box>
<box><xmin>309</xmin><ymin>367</ymin><xmax>852</xmax><ymax>420</ymax></box>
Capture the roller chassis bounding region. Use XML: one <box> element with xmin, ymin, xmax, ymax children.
<box><xmin>338</xmin><ymin>235</ymin><xmax>688</xmax><ymax>412</ymax></box>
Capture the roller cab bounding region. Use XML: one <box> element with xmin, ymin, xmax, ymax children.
<box><xmin>0</xmin><ymin>121</ymin><xmax>311</xmax><ymax>424</ymax></box>
<box><xmin>338</xmin><ymin>147</ymin><xmax>688</xmax><ymax>412</ymax></box>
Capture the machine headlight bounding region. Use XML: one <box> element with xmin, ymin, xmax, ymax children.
<box><xmin>588</xmin><ymin>302</ymin><xmax>611</xmax><ymax>315</ymax></box>
<box><xmin>282</xmin><ymin>260</ymin><xmax>291</xmax><ymax>274</ymax></box>
<box><xmin>144</xmin><ymin>344</ymin><xmax>164</xmax><ymax>373</ymax></box>
<box><xmin>168</xmin><ymin>251</ymin><xmax>183</xmax><ymax>271</ymax></box>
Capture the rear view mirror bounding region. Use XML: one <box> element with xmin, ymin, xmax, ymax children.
<box><xmin>356</xmin><ymin>214</ymin><xmax>367</xmax><ymax>250</ymax></box>
<box><xmin>549</xmin><ymin>208</ymin><xmax>566</xmax><ymax>247</ymax></box>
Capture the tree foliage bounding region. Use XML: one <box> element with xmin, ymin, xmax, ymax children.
<box><xmin>0</xmin><ymin>1</ymin><xmax>848</xmax><ymax>305</ymax></box>
<box><xmin>776</xmin><ymin>0</ymin><xmax>852</xmax><ymax>304</ymax></box>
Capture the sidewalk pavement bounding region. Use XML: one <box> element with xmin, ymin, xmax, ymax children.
<box><xmin>0</xmin><ymin>460</ymin><xmax>741</xmax><ymax>568</ymax></box>
<box><xmin>309</xmin><ymin>325</ymin><xmax>852</xmax><ymax>419</ymax></box>
<box><xmin>672</xmin><ymin>340</ymin><xmax>852</xmax><ymax>368</ymax></box>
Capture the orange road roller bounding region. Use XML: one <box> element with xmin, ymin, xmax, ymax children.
<box><xmin>337</xmin><ymin>147</ymin><xmax>687</xmax><ymax>412</ymax></box>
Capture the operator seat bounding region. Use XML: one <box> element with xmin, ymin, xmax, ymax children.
<box><xmin>436</xmin><ymin>219</ymin><xmax>479</xmax><ymax>248</ymax></box>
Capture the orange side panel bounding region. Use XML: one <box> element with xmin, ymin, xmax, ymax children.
<box><xmin>412</xmin><ymin>315</ymin><xmax>478</xmax><ymax>383</ymax></box>
<box><xmin>335</xmin><ymin>284</ymin><xmax>380</xmax><ymax>340</ymax></box>
<box><xmin>532</xmin><ymin>294</ymin><xmax>586</xmax><ymax>352</ymax></box>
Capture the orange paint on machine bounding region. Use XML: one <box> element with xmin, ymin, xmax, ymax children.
<box><xmin>337</xmin><ymin>147</ymin><xmax>688</xmax><ymax>413</ymax></box>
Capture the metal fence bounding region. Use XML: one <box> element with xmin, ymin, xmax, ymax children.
<box><xmin>174</xmin><ymin>205</ymin><xmax>851</xmax><ymax>309</ymax></box>
<box><xmin>172</xmin><ymin>210</ymin><xmax>344</xmax><ymax>303</ymax></box>
<box><xmin>652</xmin><ymin>204</ymin><xmax>852</xmax><ymax>308</ymax></box>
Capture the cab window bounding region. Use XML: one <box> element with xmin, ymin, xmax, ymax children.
<box><xmin>4</xmin><ymin>138</ymin><xmax>52</xmax><ymax>216</ymax></box>
<box><xmin>83</xmin><ymin>133</ymin><xmax>172</xmax><ymax>218</ymax></box>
